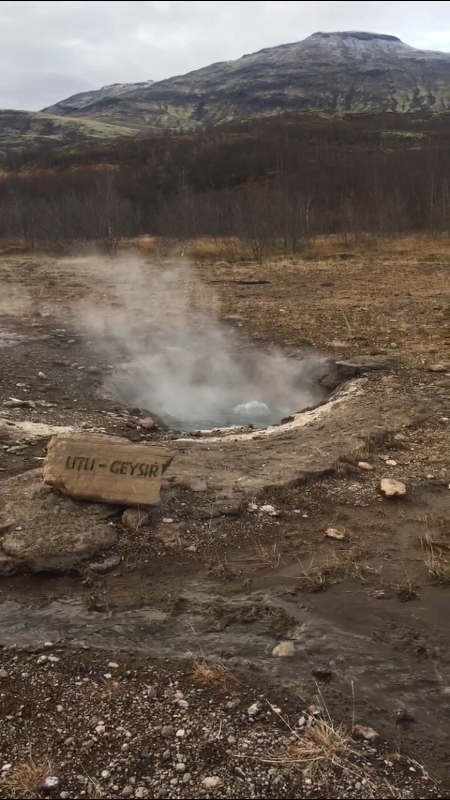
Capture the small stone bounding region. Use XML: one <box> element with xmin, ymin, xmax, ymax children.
<box><xmin>162</xmin><ymin>750</ymin><xmax>171</xmax><ymax>761</ymax></box>
<box><xmin>227</xmin><ymin>735</ymin><xmax>237</xmax><ymax>745</ymax></box>
<box><xmin>108</xmin><ymin>663</ymin><xmax>120</xmax><ymax>670</ymax></box>
<box><xmin>247</xmin><ymin>503</ymin><xmax>259</xmax><ymax>513</ymax></box>
<box><xmin>42</xmin><ymin>777</ymin><xmax>60</xmax><ymax>793</ymax></box>
<box><xmin>101</xmin><ymin>771</ymin><xmax>111</xmax><ymax>780</ymax></box>
<box><xmin>386</xmin><ymin>460</ymin><xmax>398</xmax><ymax>467</ymax></box>
<box><xmin>161</xmin><ymin>726</ymin><xmax>175</xmax><ymax>739</ymax></box>
<box><xmin>325</xmin><ymin>528</ymin><xmax>346</xmax><ymax>541</ymax></box>
<box><xmin>48</xmin><ymin>656</ymin><xmax>60</xmax><ymax>664</ymax></box>
<box><xmin>60</xmin><ymin>793</ymin><xmax>70</xmax><ymax>800</ymax></box>
<box><xmin>176</xmin><ymin>729</ymin><xmax>186</xmax><ymax>738</ymax></box>
<box><xmin>139</xmin><ymin>417</ymin><xmax>157</xmax><ymax>431</ymax></box>
<box><xmin>178</xmin><ymin>699</ymin><xmax>189</xmax><ymax>709</ymax></box>
<box><xmin>358</xmin><ymin>462</ymin><xmax>374</xmax><ymax>472</ymax></box>
<box><xmin>123</xmin><ymin>788</ymin><xmax>134</xmax><ymax>799</ymax></box>
<box><xmin>380</xmin><ymin>479</ymin><xmax>407</xmax><ymax>498</ymax></box>
<box><xmin>134</xmin><ymin>790</ymin><xmax>147</xmax><ymax>800</ymax></box>
<box><xmin>428</xmin><ymin>364</ymin><xmax>447</xmax><ymax>373</ymax></box>
<box><xmin>44</xmin><ymin>642</ymin><xmax>55</xmax><ymax>649</ymax></box>
<box><xmin>57</xmin><ymin>705</ymin><xmax>64</xmax><ymax>713</ymax></box>
<box><xmin>247</xmin><ymin>702</ymin><xmax>262</xmax><ymax>717</ymax></box>
<box><xmin>147</xmin><ymin>686</ymin><xmax>157</xmax><ymax>700</ymax></box>
<box><xmin>0</xmin><ymin>670</ymin><xmax>9</xmax><ymax>680</ymax></box>
<box><xmin>38</xmin><ymin>372</ymin><xmax>47</xmax><ymax>380</ymax></box>
<box><xmin>272</xmin><ymin>641</ymin><xmax>295</xmax><ymax>658</ymax></box>
<box><xmin>298</xmin><ymin>716</ymin><xmax>307</xmax><ymax>728</ymax></box>
<box><xmin>64</xmin><ymin>738</ymin><xmax>75</xmax><ymax>747</ymax></box>
<box><xmin>202</xmin><ymin>777</ymin><xmax>221</xmax><ymax>791</ymax></box>
<box><xmin>86</xmin><ymin>366</ymin><xmax>102</xmax><ymax>375</ymax></box>
<box><xmin>260</xmin><ymin>505</ymin><xmax>279</xmax><ymax>517</ymax></box>
<box><xmin>89</xmin><ymin>555</ymin><xmax>122</xmax><ymax>575</ymax></box>
<box><xmin>37</xmin><ymin>656</ymin><xmax>48</xmax><ymax>665</ymax></box>
<box><xmin>176</xmin><ymin>764</ymin><xmax>186</xmax><ymax>774</ymax></box>
<box><xmin>182</xmin><ymin>774</ymin><xmax>192</xmax><ymax>784</ymax></box>
<box><xmin>353</xmin><ymin>725</ymin><xmax>381</xmax><ymax>743</ymax></box>
<box><xmin>96</xmin><ymin>725</ymin><xmax>106</xmax><ymax>735</ymax></box>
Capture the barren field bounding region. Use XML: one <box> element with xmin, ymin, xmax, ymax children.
<box><xmin>0</xmin><ymin>238</ymin><xmax>449</xmax><ymax>798</ymax></box>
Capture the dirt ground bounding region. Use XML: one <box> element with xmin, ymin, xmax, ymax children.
<box><xmin>0</xmin><ymin>240</ymin><xmax>449</xmax><ymax>798</ymax></box>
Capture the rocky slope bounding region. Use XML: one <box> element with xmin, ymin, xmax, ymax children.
<box><xmin>0</xmin><ymin>110</ymin><xmax>137</xmax><ymax>154</ymax></box>
<box><xmin>43</xmin><ymin>80</ymin><xmax>154</xmax><ymax>118</ymax></box>
<box><xmin>43</xmin><ymin>31</ymin><xmax>450</xmax><ymax>131</ymax></box>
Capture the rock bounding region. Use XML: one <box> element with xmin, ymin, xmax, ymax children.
<box><xmin>0</xmin><ymin>552</ymin><xmax>20</xmax><ymax>576</ymax></box>
<box><xmin>41</xmin><ymin>777</ymin><xmax>60</xmax><ymax>793</ymax></box>
<box><xmin>89</xmin><ymin>555</ymin><xmax>122</xmax><ymax>574</ymax></box>
<box><xmin>161</xmin><ymin>725</ymin><xmax>175</xmax><ymax>739</ymax></box>
<box><xmin>272</xmin><ymin>641</ymin><xmax>295</xmax><ymax>658</ymax></box>
<box><xmin>428</xmin><ymin>364</ymin><xmax>448</xmax><ymax>373</ymax></box>
<box><xmin>325</xmin><ymin>528</ymin><xmax>347</xmax><ymax>541</ymax></box>
<box><xmin>176</xmin><ymin>764</ymin><xmax>186</xmax><ymax>774</ymax></box>
<box><xmin>202</xmin><ymin>777</ymin><xmax>221</xmax><ymax>791</ymax></box>
<box><xmin>260</xmin><ymin>505</ymin><xmax>280</xmax><ymax>517</ymax></box>
<box><xmin>156</xmin><ymin>524</ymin><xmax>182</xmax><ymax>548</ymax></box>
<box><xmin>3</xmin><ymin>398</ymin><xmax>35</xmax><ymax>409</ymax></box>
<box><xmin>135</xmin><ymin>790</ymin><xmax>148</xmax><ymax>800</ymax></box>
<box><xmin>0</xmin><ymin>470</ymin><xmax>119</xmax><ymax>572</ymax></box>
<box><xmin>123</xmin><ymin>788</ymin><xmax>134</xmax><ymax>799</ymax></box>
<box><xmin>101</xmin><ymin>770</ymin><xmax>111</xmax><ymax>779</ymax></box>
<box><xmin>247</xmin><ymin>702</ymin><xmax>262</xmax><ymax>717</ymax></box>
<box><xmin>0</xmin><ymin>670</ymin><xmax>9</xmax><ymax>680</ymax></box>
<box><xmin>86</xmin><ymin>366</ymin><xmax>102</xmax><ymax>375</ymax></box>
<box><xmin>358</xmin><ymin>462</ymin><xmax>374</xmax><ymax>472</ymax></box>
<box><xmin>353</xmin><ymin>725</ymin><xmax>381</xmax><ymax>743</ymax></box>
<box><xmin>380</xmin><ymin>479</ymin><xmax>407</xmax><ymax>498</ymax></box>
<box><xmin>147</xmin><ymin>686</ymin><xmax>157</xmax><ymax>700</ymax></box>
<box><xmin>178</xmin><ymin>699</ymin><xmax>189</xmax><ymax>709</ymax></box>
<box><xmin>386</xmin><ymin>460</ymin><xmax>398</xmax><ymax>467</ymax></box>
<box><xmin>44</xmin><ymin>433</ymin><xmax>173</xmax><ymax>507</ymax></box>
<box><xmin>139</xmin><ymin>417</ymin><xmax>157</xmax><ymax>431</ymax></box>
<box><xmin>38</xmin><ymin>372</ymin><xmax>47</xmax><ymax>380</ymax></box>
<box><xmin>182</xmin><ymin>774</ymin><xmax>192</xmax><ymax>784</ymax></box>
<box><xmin>122</xmin><ymin>508</ymin><xmax>153</xmax><ymax>531</ymax></box>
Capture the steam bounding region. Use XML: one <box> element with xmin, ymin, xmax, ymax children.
<box><xmin>77</xmin><ymin>255</ymin><xmax>326</xmax><ymax>431</ymax></box>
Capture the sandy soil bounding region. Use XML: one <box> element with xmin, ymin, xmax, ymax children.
<box><xmin>0</xmin><ymin>242</ymin><xmax>449</xmax><ymax>797</ymax></box>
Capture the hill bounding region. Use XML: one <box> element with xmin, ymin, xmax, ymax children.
<box><xmin>0</xmin><ymin>110</ymin><xmax>137</xmax><ymax>154</ymax></box>
<box><xmin>43</xmin><ymin>31</ymin><xmax>450</xmax><ymax>131</ymax></box>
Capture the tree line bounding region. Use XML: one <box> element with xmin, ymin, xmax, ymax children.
<box><xmin>1</xmin><ymin>112</ymin><xmax>450</xmax><ymax>254</ymax></box>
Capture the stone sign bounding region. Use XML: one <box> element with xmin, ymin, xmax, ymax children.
<box><xmin>44</xmin><ymin>433</ymin><xmax>174</xmax><ymax>507</ymax></box>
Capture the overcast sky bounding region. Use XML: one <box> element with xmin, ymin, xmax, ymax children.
<box><xmin>2</xmin><ymin>0</ymin><xmax>450</xmax><ymax>111</ymax></box>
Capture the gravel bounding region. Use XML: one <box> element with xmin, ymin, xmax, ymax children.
<box><xmin>0</xmin><ymin>649</ymin><xmax>442</xmax><ymax>800</ymax></box>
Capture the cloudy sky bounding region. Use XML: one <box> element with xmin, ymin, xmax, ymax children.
<box><xmin>2</xmin><ymin>0</ymin><xmax>450</xmax><ymax>111</ymax></box>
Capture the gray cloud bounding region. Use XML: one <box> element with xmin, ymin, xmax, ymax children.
<box><xmin>1</xmin><ymin>0</ymin><xmax>450</xmax><ymax>110</ymax></box>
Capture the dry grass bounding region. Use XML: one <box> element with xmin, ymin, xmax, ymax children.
<box><xmin>0</xmin><ymin>759</ymin><xmax>54</xmax><ymax>799</ymax></box>
<box><xmin>298</xmin><ymin>550</ymin><xmax>377</xmax><ymax>593</ymax></box>
<box><xmin>394</xmin><ymin>578</ymin><xmax>420</xmax><ymax>602</ymax></box>
<box><xmin>421</xmin><ymin>531</ymin><xmax>450</xmax><ymax>586</ymax></box>
<box><xmin>192</xmin><ymin>661</ymin><xmax>236</xmax><ymax>689</ymax></box>
<box><xmin>265</xmin><ymin>720</ymin><xmax>355</xmax><ymax>777</ymax></box>
<box><xmin>425</xmin><ymin>551</ymin><xmax>450</xmax><ymax>586</ymax></box>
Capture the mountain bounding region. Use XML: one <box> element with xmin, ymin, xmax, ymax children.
<box><xmin>43</xmin><ymin>31</ymin><xmax>450</xmax><ymax>131</ymax></box>
<box><xmin>43</xmin><ymin>81</ymin><xmax>154</xmax><ymax>118</ymax></box>
<box><xmin>0</xmin><ymin>110</ymin><xmax>138</xmax><ymax>154</ymax></box>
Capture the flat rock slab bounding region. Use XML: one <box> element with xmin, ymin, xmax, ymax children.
<box><xmin>167</xmin><ymin>380</ymin><xmax>418</xmax><ymax>499</ymax></box>
<box><xmin>44</xmin><ymin>433</ymin><xmax>173</xmax><ymax>508</ymax></box>
<box><xmin>0</xmin><ymin>470</ymin><xmax>118</xmax><ymax>572</ymax></box>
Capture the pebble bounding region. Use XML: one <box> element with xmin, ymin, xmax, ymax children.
<box><xmin>380</xmin><ymin>479</ymin><xmax>407</xmax><ymax>498</ymax></box>
<box><xmin>176</xmin><ymin>763</ymin><xmax>186</xmax><ymax>773</ymax></box>
<box><xmin>247</xmin><ymin>702</ymin><xmax>262</xmax><ymax>717</ymax></box>
<box><xmin>101</xmin><ymin>770</ymin><xmax>111</xmax><ymax>780</ymax></box>
<box><xmin>42</xmin><ymin>777</ymin><xmax>60</xmax><ymax>792</ymax></box>
<box><xmin>272</xmin><ymin>641</ymin><xmax>295</xmax><ymax>658</ymax></box>
<box><xmin>178</xmin><ymin>699</ymin><xmax>189</xmax><ymax>709</ymax></box>
<box><xmin>162</xmin><ymin>750</ymin><xmax>171</xmax><ymax>761</ymax></box>
<box><xmin>182</xmin><ymin>773</ymin><xmax>192</xmax><ymax>784</ymax></box>
<box><xmin>203</xmin><ymin>777</ymin><xmax>221</xmax><ymax>790</ymax></box>
<box><xmin>0</xmin><ymin>670</ymin><xmax>9</xmax><ymax>680</ymax></box>
<box><xmin>325</xmin><ymin>528</ymin><xmax>346</xmax><ymax>541</ymax></box>
<box><xmin>161</xmin><ymin>725</ymin><xmax>175</xmax><ymax>739</ymax></box>
<box><xmin>135</xmin><ymin>789</ymin><xmax>147</xmax><ymax>799</ymax></box>
<box><xmin>358</xmin><ymin>462</ymin><xmax>374</xmax><ymax>471</ymax></box>
<box><xmin>176</xmin><ymin>729</ymin><xmax>186</xmax><ymax>738</ymax></box>
<box><xmin>147</xmin><ymin>686</ymin><xmax>157</xmax><ymax>700</ymax></box>
<box><xmin>108</xmin><ymin>662</ymin><xmax>120</xmax><ymax>670</ymax></box>
<box><xmin>353</xmin><ymin>725</ymin><xmax>380</xmax><ymax>743</ymax></box>
<box><xmin>60</xmin><ymin>793</ymin><xmax>70</xmax><ymax>800</ymax></box>
<box><xmin>123</xmin><ymin>788</ymin><xmax>134</xmax><ymax>799</ymax></box>
<box><xmin>260</xmin><ymin>505</ymin><xmax>279</xmax><ymax>517</ymax></box>
<box><xmin>386</xmin><ymin>459</ymin><xmax>398</xmax><ymax>467</ymax></box>
<box><xmin>227</xmin><ymin>735</ymin><xmax>237</xmax><ymax>745</ymax></box>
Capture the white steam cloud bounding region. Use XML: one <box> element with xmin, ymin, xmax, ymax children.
<box><xmin>77</xmin><ymin>254</ymin><xmax>326</xmax><ymax>431</ymax></box>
